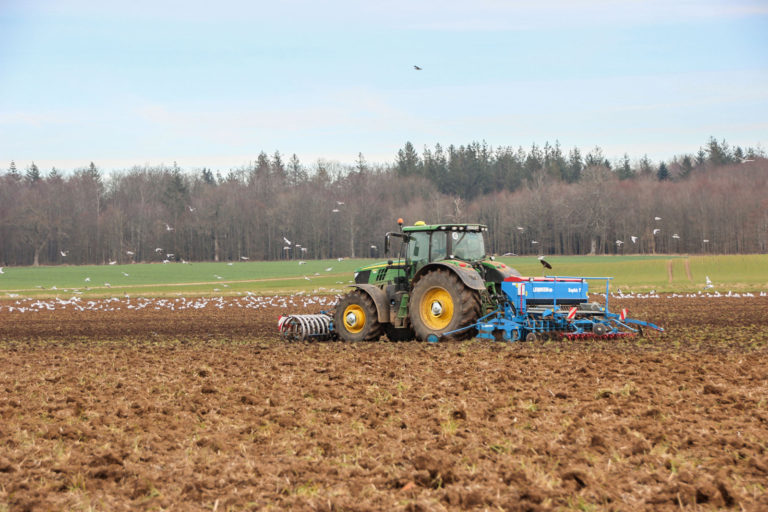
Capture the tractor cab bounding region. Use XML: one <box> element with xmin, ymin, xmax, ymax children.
<box><xmin>403</xmin><ymin>223</ymin><xmax>487</xmax><ymax>268</ymax></box>
<box><xmin>378</xmin><ymin>222</ymin><xmax>489</xmax><ymax>281</ymax></box>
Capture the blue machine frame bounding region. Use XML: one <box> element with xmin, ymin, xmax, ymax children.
<box><xmin>430</xmin><ymin>276</ymin><xmax>663</xmax><ymax>342</ymax></box>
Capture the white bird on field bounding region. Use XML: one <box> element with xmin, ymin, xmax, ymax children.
<box><xmin>0</xmin><ymin>267</ymin><xmax>4</xmax><ymax>274</ymax></box>
<box><xmin>337</xmin><ymin>257</ymin><xmax>344</xmax><ymax>262</ymax></box>
<box><xmin>214</xmin><ymin>275</ymin><xmax>222</xmax><ymax>280</ymax></box>
<box><xmin>298</xmin><ymin>261</ymin><xmax>306</xmax><ymax>265</ymax></box>
<box><xmin>109</xmin><ymin>260</ymin><xmax>117</xmax><ymax>265</ymax></box>
<box><xmin>162</xmin><ymin>259</ymin><xmax>170</xmax><ymax>264</ymax></box>
<box><xmin>325</xmin><ymin>267</ymin><xmax>333</xmax><ymax>272</ymax></box>
<box><xmin>104</xmin><ymin>283</ymin><xmax>111</xmax><ymax>288</ymax></box>
<box><xmin>705</xmin><ymin>276</ymin><xmax>714</xmax><ymax>289</ymax></box>
<box><xmin>84</xmin><ymin>277</ymin><xmax>90</xmax><ymax>282</ymax></box>
<box><xmin>304</xmin><ymin>276</ymin><xmax>311</xmax><ymax>280</ymax></box>
<box><xmin>122</xmin><ymin>272</ymin><xmax>129</xmax><ymax>277</ymax></box>
<box><xmin>631</xmin><ymin>236</ymin><xmax>638</xmax><ymax>244</ymax></box>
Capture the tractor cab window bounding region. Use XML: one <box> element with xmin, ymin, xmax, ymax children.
<box><xmin>431</xmin><ymin>231</ymin><xmax>447</xmax><ymax>262</ymax></box>
<box><xmin>451</xmin><ymin>231</ymin><xmax>486</xmax><ymax>261</ymax></box>
<box><xmin>407</xmin><ymin>231</ymin><xmax>430</xmax><ymax>267</ymax></box>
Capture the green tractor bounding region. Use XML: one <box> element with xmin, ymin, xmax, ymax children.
<box><xmin>334</xmin><ymin>220</ymin><xmax>521</xmax><ymax>341</ymax></box>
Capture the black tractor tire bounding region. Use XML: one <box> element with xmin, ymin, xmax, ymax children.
<box><xmin>409</xmin><ymin>269</ymin><xmax>481</xmax><ymax>341</ymax></box>
<box><xmin>334</xmin><ymin>290</ymin><xmax>383</xmax><ymax>341</ymax></box>
<box><xmin>384</xmin><ymin>325</ymin><xmax>416</xmax><ymax>342</ymax></box>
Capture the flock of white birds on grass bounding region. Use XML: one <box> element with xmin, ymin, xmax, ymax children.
<box><xmin>0</xmin><ymin>293</ymin><xmax>340</xmax><ymax>314</ymax></box>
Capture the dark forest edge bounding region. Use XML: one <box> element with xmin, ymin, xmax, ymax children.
<box><xmin>1</xmin><ymin>137</ymin><xmax>766</xmax><ymax>266</ymax></box>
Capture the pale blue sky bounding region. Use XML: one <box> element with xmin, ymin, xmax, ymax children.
<box><xmin>1</xmin><ymin>0</ymin><xmax>767</xmax><ymax>172</ymax></box>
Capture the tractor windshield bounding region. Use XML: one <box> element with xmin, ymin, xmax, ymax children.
<box><xmin>451</xmin><ymin>231</ymin><xmax>486</xmax><ymax>261</ymax></box>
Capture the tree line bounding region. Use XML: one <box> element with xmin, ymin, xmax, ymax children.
<box><xmin>1</xmin><ymin>137</ymin><xmax>766</xmax><ymax>266</ymax></box>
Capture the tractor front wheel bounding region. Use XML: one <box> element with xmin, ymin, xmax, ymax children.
<box><xmin>410</xmin><ymin>269</ymin><xmax>481</xmax><ymax>341</ymax></box>
<box><xmin>334</xmin><ymin>290</ymin><xmax>382</xmax><ymax>341</ymax></box>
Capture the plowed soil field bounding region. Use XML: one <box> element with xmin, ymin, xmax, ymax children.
<box><xmin>1</xmin><ymin>295</ymin><xmax>767</xmax><ymax>511</ymax></box>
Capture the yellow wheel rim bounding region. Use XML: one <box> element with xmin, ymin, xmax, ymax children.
<box><xmin>343</xmin><ymin>304</ymin><xmax>366</xmax><ymax>333</ymax></box>
<box><xmin>420</xmin><ymin>287</ymin><xmax>454</xmax><ymax>331</ymax></box>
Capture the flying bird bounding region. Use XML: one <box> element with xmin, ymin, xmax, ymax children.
<box><xmin>60</xmin><ymin>250</ymin><xmax>68</xmax><ymax>257</ymax></box>
<box><xmin>654</xmin><ymin>217</ymin><xmax>662</xmax><ymax>221</ymax></box>
<box><xmin>126</xmin><ymin>250</ymin><xmax>135</xmax><ymax>256</ymax></box>
<box><xmin>653</xmin><ymin>229</ymin><xmax>661</xmax><ymax>235</ymax></box>
<box><xmin>672</xmin><ymin>234</ymin><xmax>681</xmax><ymax>239</ymax></box>
<box><xmin>413</xmin><ymin>65</ymin><xmax>422</xmax><ymax>70</ymax></box>
<box><xmin>165</xmin><ymin>223</ymin><xmax>174</xmax><ymax>231</ymax></box>
<box><xmin>332</xmin><ymin>208</ymin><xmax>340</xmax><ymax>213</ymax></box>
<box><xmin>630</xmin><ymin>236</ymin><xmax>638</xmax><ymax>244</ymax></box>
<box><xmin>240</xmin><ymin>256</ymin><xmax>249</xmax><ymax>260</ymax></box>
<box><xmin>336</xmin><ymin>201</ymin><xmax>345</xmax><ymax>205</ymax></box>
<box><xmin>616</xmin><ymin>240</ymin><xmax>624</xmax><ymax>246</ymax></box>
<box><xmin>538</xmin><ymin>255</ymin><xmax>552</xmax><ymax>269</ymax></box>
<box><xmin>109</xmin><ymin>260</ymin><xmax>117</xmax><ymax>265</ymax></box>
<box><xmin>705</xmin><ymin>276</ymin><xmax>714</xmax><ymax>289</ymax></box>
<box><xmin>703</xmin><ymin>239</ymin><xmax>709</xmax><ymax>243</ymax></box>
<box><xmin>531</xmin><ymin>240</ymin><xmax>539</xmax><ymax>245</ymax></box>
<box><xmin>283</xmin><ymin>236</ymin><xmax>292</xmax><ymax>246</ymax></box>
<box><xmin>155</xmin><ymin>247</ymin><xmax>163</xmax><ymax>253</ymax></box>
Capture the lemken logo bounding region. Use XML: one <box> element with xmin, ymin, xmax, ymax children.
<box><xmin>568</xmin><ymin>288</ymin><xmax>580</xmax><ymax>293</ymax></box>
<box><xmin>532</xmin><ymin>287</ymin><xmax>553</xmax><ymax>293</ymax></box>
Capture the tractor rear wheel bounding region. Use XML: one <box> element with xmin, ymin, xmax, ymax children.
<box><xmin>334</xmin><ymin>290</ymin><xmax>382</xmax><ymax>341</ymax></box>
<box><xmin>410</xmin><ymin>269</ymin><xmax>481</xmax><ymax>341</ymax></box>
